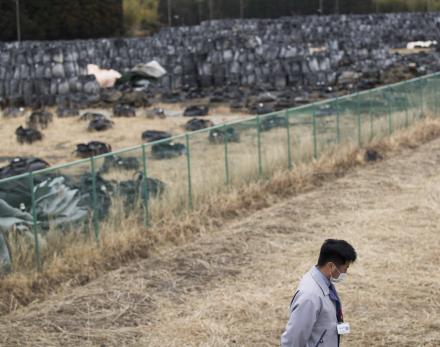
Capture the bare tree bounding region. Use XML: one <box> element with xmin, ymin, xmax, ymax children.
<box><xmin>12</xmin><ymin>0</ymin><xmax>21</xmax><ymax>41</ymax></box>
<box><xmin>167</xmin><ymin>0</ymin><xmax>172</xmax><ymax>26</ymax></box>
<box><xmin>197</xmin><ymin>0</ymin><xmax>203</xmax><ymax>23</ymax></box>
<box><xmin>334</xmin><ymin>0</ymin><xmax>340</xmax><ymax>14</ymax></box>
<box><xmin>208</xmin><ymin>0</ymin><xmax>214</xmax><ymax>20</ymax></box>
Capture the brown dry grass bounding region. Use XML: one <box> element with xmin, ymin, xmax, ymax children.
<box><xmin>0</xmin><ymin>109</ymin><xmax>437</xmax><ymax>313</ymax></box>
<box><xmin>0</xmin><ymin>104</ymin><xmax>246</xmax><ymax>165</ymax></box>
<box><xmin>0</xmin><ymin>115</ymin><xmax>439</xmax><ymax>346</ymax></box>
<box><xmin>1</xmin><ymin>105</ymin><xmax>415</xmax><ymax>275</ymax></box>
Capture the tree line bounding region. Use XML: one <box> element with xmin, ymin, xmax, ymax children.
<box><xmin>157</xmin><ymin>0</ymin><xmax>440</xmax><ymax>26</ymax></box>
<box><xmin>157</xmin><ymin>0</ymin><xmax>377</xmax><ymax>26</ymax></box>
<box><xmin>0</xmin><ymin>0</ymin><xmax>438</xmax><ymax>41</ymax></box>
<box><xmin>0</xmin><ymin>0</ymin><xmax>123</xmax><ymax>41</ymax></box>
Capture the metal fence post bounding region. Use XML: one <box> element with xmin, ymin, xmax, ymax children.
<box><xmin>405</xmin><ymin>96</ymin><xmax>410</xmax><ymax>128</ymax></box>
<box><xmin>368</xmin><ymin>94</ymin><xmax>374</xmax><ymax>141</ymax></box>
<box><xmin>353</xmin><ymin>92</ymin><xmax>362</xmax><ymax>148</ymax></box>
<box><xmin>335</xmin><ymin>97</ymin><xmax>341</xmax><ymax>144</ymax></box>
<box><xmin>384</xmin><ymin>91</ymin><xmax>393</xmax><ymax>136</ymax></box>
<box><xmin>90</xmin><ymin>157</ymin><xmax>100</xmax><ymax>243</ymax></box>
<box><xmin>141</xmin><ymin>144</ymin><xmax>150</xmax><ymax>227</ymax></box>
<box><xmin>388</xmin><ymin>103</ymin><xmax>393</xmax><ymax>135</ymax></box>
<box><xmin>434</xmin><ymin>79</ymin><xmax>438</xmax><ymax>117</ymax></box>
<box><xmin>436</xmin><ymin>77</ymin><xmax>440</xmax><ymax>117</ymax></box>
<box><xmin>429</xmin><ymin>77</ymin><xmax>438</xmax><ymax>116</ymax></box>
<box><xmin>426</xmin><ymin>77</ymin><xmax>431</xmax><ymax>115</ymax></box>
<box><xmin>285</xmin><ymin>110</ymin><xmax>293</xmax><ymax>170</ymax></box>
<box><xmin>356</xmin><ymin>94</ymin><xmax>362</xmax><ymax>147</ymax></box>
<box><xmin>433</xmin><ymin>76</ymin><xmax>439</xmax><ymax>117</ymax></box>
<box><xmin>256</xmin><ymin>116</ymin><xmax>263</xmax><ymax>177</ymax></box>
<box><xmin>223</xmin><ymin>124</ymin><xmax>230</xmax><ymax>185</ymax></box>
<box><xmin>312</xmin><ymin>109</ymin><xmax>317</xmax><ymax>160</ymax></box>
<box><xmin>185</xmin><ymin>134</ymin><xmax>193</xmax><ymax>210</ymax></box>
<box><xmin>420</xmin><ymin>79</ymin><xmax>424</xmax><ymax>117</ymax></box>
<box><xmin>28</xmin><ymin>172</ymin><xmax>41</xmax><ymax>271</ymax></box>
<box><xmin>408</xmin><ymin>83</ymin><xmax>414</xmax><ymax>123</ymax></box>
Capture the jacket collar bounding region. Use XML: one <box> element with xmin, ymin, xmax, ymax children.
<box><xmin>310</xmin><ymin>266</ymin><xmax>330</xmax><ymax>296</ymax></box>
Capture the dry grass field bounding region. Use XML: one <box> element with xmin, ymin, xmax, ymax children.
<box><xmin>1</xmin><ymin>102</ymin><xmax>414</xmax><ymax>276</ymax></box>
<box><xmin>0</xmin><ymin>103</ymin><xmax>246</xmax><ymax>166</ymax></box>
<box><xmin>0</xmin><ymin>117</ymin><xmax>439</xmax><ymax>346</ymax></box>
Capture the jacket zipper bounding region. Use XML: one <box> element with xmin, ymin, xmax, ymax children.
<box><xmin>314</xmin><ymin>329</ymin><xmax>327</xmax><ymax>347</ymax></box>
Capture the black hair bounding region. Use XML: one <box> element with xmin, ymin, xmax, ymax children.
<box><xmin>317</xmin><ymin>239</ymin><xmax>357</xmax><ymax>267</ymax></box>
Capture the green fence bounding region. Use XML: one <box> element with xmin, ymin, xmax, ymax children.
<box><xmin>1</xmin><ymin>72</ymin><xmax>439</xmax><ymax>274</ymax></box>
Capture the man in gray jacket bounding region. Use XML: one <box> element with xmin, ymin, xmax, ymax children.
<box><xmin>280</xmin><ymin>239</ymin><xmax>357</xmax><ymax>347</ymax></box>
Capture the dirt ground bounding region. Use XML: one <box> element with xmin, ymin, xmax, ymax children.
<box><xmin>1</xmin><ymin>130</ymin><xmax>440</xmax><ymax>346</ymax></box>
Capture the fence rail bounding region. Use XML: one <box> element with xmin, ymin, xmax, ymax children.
<box><xmin>1</xmin><ymin>71</ymin><xmax>439</xmax><ymax>275</ymax></box>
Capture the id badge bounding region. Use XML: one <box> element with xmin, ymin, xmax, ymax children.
<box><xmin>337</xmin><ymin>322</ymin><xmax>350</xmax><ymax>335</ymax></box>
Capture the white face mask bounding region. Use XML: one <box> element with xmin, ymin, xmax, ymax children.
<box><xmin>330</xmin><ymin>265</ymin><xmax>347</xmax><ymax>284</ymax></box>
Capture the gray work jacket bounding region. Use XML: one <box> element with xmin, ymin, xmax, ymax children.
<box><xmin>280</xmin><ymin>267</ymin><xmax>339</xmax><ymax>347</ymax></box>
